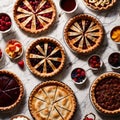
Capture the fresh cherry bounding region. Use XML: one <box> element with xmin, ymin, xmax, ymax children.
<box><xmin>18</xmin><ymin>60</ymin><xmax>24</xmax><ymax>69</ymax></box>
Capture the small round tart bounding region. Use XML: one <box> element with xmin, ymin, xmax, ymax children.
<box><xmin>0</xmin><ymin>70</ymin><xmax>24</xmax><ymax>111</ymax></box>
<box><xmin>83</xmin><ymin>0</ymin><xmax>117</xmax><ymax>11</ymax></box>
<box><xmin>64</xmin><ymin>14</ymin><xmax>104</xmax><ymax>54</ymax></box>
<box><xmin>26</xmin><ymin>37</ymin><xmax>66</xmax><ymax>77</ymax></box>
<box><xmin>13</xmin><ymin>0</ymin><xmax>56</xmax><ymax>34</ymax></box>
<box><xmin>11</xmin><ymin>114</ymin><xmax>30</xmax><ymax>120</ymax></box>
<box><xmin>29</xmin><ymin>81</ymin><xmax>76</xmax><ymax>120</ymax></box>
<box><xmin>90</xmin><ymin>72</ymin><xmax>120</xmax><ymax>115</ymax></box>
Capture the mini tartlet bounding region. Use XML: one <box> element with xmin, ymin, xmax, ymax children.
<box><xmin>83</xmin><ymin>0</ymin><xmax>117</xmax><ymax>11</ymax></box>
<box><xmin>0</xmin><ymin>70</ymin><xmax>24</xmax><ymax>111</ymax></box>
<box><xmin>10</xmin><ymin>114</ymin><xmax>30</xmax><ymax>120</ymax></box>
<box><xmin>29</xmin><ymin>80</ymin><xmax>76</xmax><ymax>120</ymax></box>
<box><xmin>90</xmin><ymin>72</ymin><xmax>120</xmax><ymax>115</ymax></box>
<box><xmin>26</xmin><ymin>37</ymin><xmax>66</xmax><ymax>78</ymax></box>
<box><xmin>5</xmin><ymin>39</ymin><xmax>23</xmax><ymax>59</ymax></box>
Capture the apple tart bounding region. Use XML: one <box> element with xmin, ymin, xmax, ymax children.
<box><xmin>13</xmin><ymin>0</ymin><xmax>56</xmax><ymax>34</ymax></box>
<box><xmin>26</xmin><ymin>37</ymin><xmax>65</xmax><ymax>77</ymax></box>
<box><xmin>64</xmin><ymin>14</ymin><xmax>104</xmax><ymax>54</ymax></box>
<box><xmin>29</xmin><ymin>81</ymin><xmax>76</xmax><ymax>120</ymax></box>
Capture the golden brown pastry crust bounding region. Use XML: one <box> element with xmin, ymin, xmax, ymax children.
<box><xmin>29</xmin><ymin>81</ymin><xmax>76</xmax><ymax>120</ymax></box>
<box><xmin>90</xmin><ymin>72</ymin><xmax>120</xmax><ymax>115</ymax></box>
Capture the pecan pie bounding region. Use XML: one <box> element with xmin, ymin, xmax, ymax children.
<box><xmin>90</xmin><ymin>72</ymin><xmax>120</xmax><ymax>115</ymax></box>
<box><xmin>0</xmin><ymin>70</ymin><xmax>24</xmax><ymax>111</ymax></box>
<box><xmin>29</xmin><ymin>81</ymin><xmax>76</xmax><ymax>120</ymax></box>
<box><xmin>26</xmin><ymin>37</ymin><xmax>65</xmax><ymax>77</ymax></box>
<box><xmin>83</xmin><ymin>0</ymin><xmax>117</xmax><ymax>11</ymax></box>
<box><xmin>13</xmin><ymin>0</ymin><xmax>56</xmax><ymax>34</ymax></box>
<box><xmin>64</xmin><ymin>14</ymin><xmax>104</xmax><ymax>54</ymax></box>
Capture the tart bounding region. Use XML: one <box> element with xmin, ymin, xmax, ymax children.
<box><xmin>29</xmin><ymin>80</ymin><xmax>76</xmax><ymax>120</ymax></box>
<box><xmin>11</xmin><ymin>114</ymin><xmax>30</xmax><ymax>120</ymax></box>
<box><xmin>83</xmin><ymin>0</ymin><xmax>117</xmax><ymax>11</ymax></box>
<box><xmin>13</xmin><ymin>0</ymin><xmax>56</xmax><ymax>34</ymax></box>
<box><xmin>0</xmin><ymin>70</ymin><xmax>24</xmax><ymax>111</ymax></box>
<box><xmin>90</xmin><ymin>72</ymin><xmax>120</xmax><ymax>115</ymax></box>
<box><xmin>26</xmin><ymin>37</ymin><xmax>65</xmax><ymax>77</ymax></box>
<box><xmin>64</xmin><ymin>14</ymin><xmax>104</xmax><ymax>54</ymax></box>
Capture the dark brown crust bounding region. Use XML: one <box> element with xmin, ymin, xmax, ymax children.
<box><xmin>0</xmin><ymin>70</ymin><xmax>24</xmax><ymax>111</ymax></box>
<box><xmin>64</xmin><ymin>14</ymin><xmax>104</xmax><ymax>54</ymax></box>
<box><xmin>13</xmin><ymin>0</ymin><xmax>57</xmax><ymax>34</ymax></box>
<box><xmin>10</xmin><ymin>114</ymin><xmax>30</xmax><ymax>120</ymax></box>
<box><xmin>83</xmin><ymin>0</ymin><xmax>117</xmax><ymax>11</ymax></box>
<box><xmin>90</xmin><ymin>72</ymin><xmax>120</xmax><ymax>115</ymax></box>
<box><xmin>28</xmin><ymin>80</ymin><xmax>77</xmax><ymax>120</ymax></box>
<box><xmin>26</xmin><ymin>37</ymin><xmax>66</xmax><ymax>78</ymax></box>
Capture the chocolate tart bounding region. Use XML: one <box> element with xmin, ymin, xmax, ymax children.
<box><xmin>0</xmin><ymin>70</ymin><xmax>24</xmax><ymax>111</ymax></box>
<box><xmin>83</xmin><ymin>0</ymin><xmax>117</xmax><ymax>11</ymax></box>
<box><xmin>64</xmin><ymin>14</ymin><xmax>104</xmax><ymax>54</ymax></box>
<box><xmin>11</xmin><ymin>114</ymin><xmax>30</xmax><ymax>120</ymax></box>
<box><xmin>26</xmin><ymin>37</ymin><xmax>66</xmax><ymax>78</ymax></box>
<box><xmin>13</xmin><ymin>0</ymin><xmax>56</xmax><ymax>34</ymax></box>
<box><xmin>90</xmin><ymin>72</ymin><xmax>120</xmax><ymax>115</ymax></box>
<box><xmin>29</xmin><ymin>80</ymin><xmax>76</xmax><ymax>120</ymax></box>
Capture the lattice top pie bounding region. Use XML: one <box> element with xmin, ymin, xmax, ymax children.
<box><xmin>26</xmin><ymin>37</ymin><xmax>65</xmax><ymax>77</ymax></box>
<box><xmin>90</xmin><ymin>72</ymin><xmax>120</xmax><ymax>115</ymax></box>
<box><xmin>14</xmin><ymin>0</ymin><xmax>56</xmax><ymax>34</ymax></box>
<box><xmin>64</xmin><ymin>14</ymin><xmax>104</xmax><ymax>54</ymax></box>
<box><xmin>29</xmin><ymin>81</ymin><xmax>76</xmax><ymax>120</ymax></box>
<box><xmin>83</xmin><ymin>0</ymin><xmax>117</xmax><ymax>11</ymax></box>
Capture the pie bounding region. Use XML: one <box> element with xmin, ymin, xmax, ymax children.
<box><xmin>29</xmin><ymin>81</ymin><xmax>76</xmax><ymax>120</ymax></box>
<box><xmin>11</xmin><ymin>114</ymin><xmax>30</xmax><ymax>120</ymax></box>
<box><xmin>83</xmin><ymin>0</ymin><xmax>117</xmax><ymax>11</ymax></box>
<box><xmin>26</xmin><ymin>37</ymin><xmax>65</xmax><ymax>77</ymax></box>
<box><xmin>0</xmin><ymin>70</ymin><xmax>24</xmax><ymax>111</ymax></box>
<box><xmin>90</xmin><ymin>72</ymin><xmax>120</xmax><ymax>115</ymax></box>
<box><xmin>13</xmin><ymin>0</ymin><xmax>56</xmax><ymax>34</ymax></box>
<box><xmin>64</xmin><ymin>14</ymin><xmax>104</xmax><ymax>54</ymax></box>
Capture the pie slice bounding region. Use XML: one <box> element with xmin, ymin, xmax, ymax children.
<box><xmin>26</xmin><ymin>37</ymin><xmax>66</xmax><ymax>78</ymax></box>
<box><xmin>83</xmin><ymin>0</ymin><xmax>117</xmax><ymax>11</ymax></box>
<box><xmin>29</xmin><ymin>81</ymin><xmax>76</xmax><ymax>120</ymax></box>
<box><xmin>0</xmin><ymin>70</ymin><xmax>24</xmax><ymax>111</ymax></box>
<box><xmin>13</xmin><ymin>0</ymin><xmax>56</xmax><ymax>34</ymax></box>
<box><xmin>64</xmin><ymin>14</ymin><xmax>104</xmax><ymax>54</ymax></box>
<box><xmin>90</xmin><ymin>72</ymin><xmax>120</xmax><ymax>115</ymax></box>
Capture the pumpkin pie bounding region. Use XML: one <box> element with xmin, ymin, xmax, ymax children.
<box><xmin>29</xmin><ymin>81</ymin><xmax>76</xmax><ymax>120</ymax></box>
<box><xmin>26</xmin><ymin>37</ymin><xmax>65</xmax><ymax>77</ymax></box>
<box><xmin>90</xmin><ymin>72</ymin><xmax>120</xmax><ymax>115</ymax></box>
<box><xmin>0</xmin><ymin>70</ymin><xmax>24</xmax><ymax>111</ymax></box>
<box><xmin>13</xmin><ymin>0</ymin><xmax>56</xmax><ymax>34</ymax></box>
<box><xmin>64</xmin><ymin>14</ymin><xmax>104</xmax><ymax>54</ymax></box>
<box><xmin>83</xmin><ymin>0</ymin><xmax>117</xmax><ymax>11</ymax></box>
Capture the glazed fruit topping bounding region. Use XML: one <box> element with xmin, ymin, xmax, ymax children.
<box><xmin>0</xmin><ymin>13</ymin><xmax>11</xmax><ymax>31</ymax></box>
<box><xmin>18</xmin><ymin>60</ymin><xmax>24</xmax><ymax>69</ymax></box>
<box><xmin>5</xmin><ymin>40</ymin><xmax>23</xmax><ymax>59</ymax></box>
<box><xmin>108</xmin><ymin>52</ymin><xmax>120</xmax><ymax>67</ymax></box>
<box><xmin>0</xmin><ymin>49</ymin><xmax>2</xmax><ymax>59</ymax></box>
<box><xmin>95</xmin><ymin>77</ymin><xmax>120</xmax><ymax>110</ymax></box>
<box><xmin>71</xmin><ymin>68</ymin><xmax>86</xmax><ymax>83</ymax></box>
<box><xmin>88</xmin><ymin>55</ymin><xmax>101</xmax><ymax>69</ymax></box>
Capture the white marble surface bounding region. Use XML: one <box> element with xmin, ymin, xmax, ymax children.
<box><xmin>0</xmin><ymin>0</ymin><xmax>120</xmax><ymax>120</ymax></box>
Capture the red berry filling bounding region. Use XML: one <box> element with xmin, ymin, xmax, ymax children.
<box><xmin>88</xmin><ymin>55</ymin><xmax>101</xmax><ymax>69</ymax></box>
<box><xmin>71</xmin><ymin>68</ymin><xmax>86</xmax><ymax>83</ymax></box>
<box><xmin>108</xmin><ymin>52</ymin><xmax>120</xmax><ymax>67</ymax></box>
<box><xmin>0</xmin><ymin>13</ymin><xmax>11</xmax><ymax>31</ymax></box>
<box><xmin>0</xmin><ymin>49</ymin><xmax>2</xmax><ymax>59</ymax></box>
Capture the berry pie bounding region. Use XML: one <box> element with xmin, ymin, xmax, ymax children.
<box><xmin>90</xmin><ymin>72</ymin><xmax>120</xmax><ymax>115</ymax></box>
<box><xmin>0</xmin><ymin>70</ymin><xmax>24</xmax><ymax>111</ymax></box>
<box><xmin>13</xmin><ymin>0</ymin><xmax>56</xmax><ymax>34</ymax></box>
<box><xmin>26</xmin><ymin>37</ymin><xmax>65</xmax><ymax>77</ymax></box>
<box><xmin>29</xmin><ymin>81</ymin><xmax>76</xmax><ymax>120</ymax></box>
<box><xmin>64</xmin><ymin>14</ymin><xmax>104</xmax><ymax>54</ymax></box>
<box><xmin>83</xmin><ymin>0</ymin><xmax>117</xmax><ymax>11</ymax></box>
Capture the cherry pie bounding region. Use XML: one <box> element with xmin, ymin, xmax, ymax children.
<box><xmin>64</xmin><ymin>14</ymin><xmax>104</xmax><ymax>54</ymax></box>
<box><xmin>14</xmin><ymin>0</ymin><xmax>56</xmax><ymax>34</ymax></box>
<box><xmin>29</xmin><ymin>81</ymin><xmax>76</xmax><ymax>120</ymax></box>
<box><xmin>90</xmin><ymin>72</ymin><xmax>120</xmax><ymax>115</ymax></box>
<box><xmin>26</xmin><ymin>37</ymin><xmax>65</xmax><ymax>77</ymax></box>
